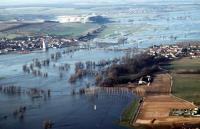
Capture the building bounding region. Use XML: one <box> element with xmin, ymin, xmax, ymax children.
<box><xmin>56</xmin><ymin>14</ymin><xmax>109</xmax><ymax>24</ymax></box>
<box><xmin>57</xmin><ymin>15</ymin><xmax>88</xmax><ymax>23</ymax></box>
<box><xmin>42</xmin><ymin>39</ymin><xmax>48</xmax><ymax>51</ymax></box>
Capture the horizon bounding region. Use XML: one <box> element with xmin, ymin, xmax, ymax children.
<box><xmin>1</xmin><ymin>0</ymin><xmax>200</xmax><ymax>129</ymax></box>
<box><xmin>0</xmin><ymin>0</ymin><xmax>199</xmax><ymax>6</ymax></box>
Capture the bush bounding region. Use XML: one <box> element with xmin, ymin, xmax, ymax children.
<box><xmin>99</xmin><ymin>52</ymin><xmax>165</xmax><ymax>86</ymax></box>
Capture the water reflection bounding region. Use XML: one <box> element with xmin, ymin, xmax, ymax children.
<box><xmin>0</xmin><ymin>47</ymin><xmax>134</xmax><ymax>129</ymax></box>
<box><xmin>0</xmin><ymin>86</ymin><xmax>136</xmax><ymax>129</ymax></box>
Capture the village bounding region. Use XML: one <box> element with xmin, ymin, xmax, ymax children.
<box><xmin>0</xmin><ymin>35</ymin><xmax>79</xmax><ymax>54</ymax></box>
<box><xmin>147</xmin><ymin>41</ymin><xmax>200</xmax><ymax>59</ymax></box>
<box><xmin>0</xmin><ymin>25</ymin><xmax>105</xmax><ymax>54</ymax></box>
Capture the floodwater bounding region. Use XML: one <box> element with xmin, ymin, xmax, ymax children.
<box><xmin>1</xmin><ymin>1</ymin><xmax>200</xmax><ymax>129</ymax></box>
<box><xmin>97</xmin><ymin>1</ymin><xmax>200</xmax><ymax>48</ymax></box>
<box><xmin>0</xmin><ymin>48</ymin><xmax>136</xmax><ymax>129</ymax></box>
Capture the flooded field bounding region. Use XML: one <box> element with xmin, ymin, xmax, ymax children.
<box><xmin>1</xmin><ymin>1</ymin><xmax>200</xmax><ymax>43</ymax></box>
<box><xmin>1</xmin><ymin>0</ymin><xmax>200</xmax><ymax>129</ymax></box>
<box><xmin>0</xmin><ymin>47</ymin><xmax>137</xmax><ymax>129</ymax></box>
<box><xmin>96</xmin><ymin>2</ymin><xmax>200</xmax><ymax>47</ymax></box>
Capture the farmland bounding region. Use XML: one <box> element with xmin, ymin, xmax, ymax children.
<box><xmin>133</xmin><ymin>72</ymin><xmax>200</xmax><ymax>128</ymax></box>
<box><xmin>0</xmin><ymin>22</ymin><xmax>100</xmax><ymax>39</ymax></box>
<box><xmin>169</xmin><ymin>57</ymin><xmax>200</xmax><ymax>70</ymax></box>
<box><xmin>169</xmin><ymin>57</ymin><xmax>200</xmax><ymax>105</ymax></box>
<box><xmin>135</xmin><ymin>95</ymin><xmax>196</xmax><ymax>126</ymax></box>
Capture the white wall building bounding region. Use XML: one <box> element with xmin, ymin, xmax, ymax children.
<box><xmin>56</xmin><ymin>14</ymin><xmax>104</xmax><ymax>23</ymax></box>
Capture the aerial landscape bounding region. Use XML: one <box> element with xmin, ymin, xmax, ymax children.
<box><xmin>0</xmin><ymin>0</ymin><xmax>200</xmax><ymax>129</ymax></box>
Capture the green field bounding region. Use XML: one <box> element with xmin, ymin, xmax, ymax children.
<box><xmin>0</xmin><ymin>22</ymin><xmax>100</xmax><ymax>39</ymax></box>
<box><xmin>169</xmin><ymin>57</ymin><xmax>200</xmax><ymax>70</ymax></box>
<box><xmin>119</xmin><ymin>99</ymin><xmax>139</xmax><ymax>128</ymax></box>
<box><xmin>169</xmin><ymin>57</ymin><xmax>200</xmax><ymax>105</ymax></box>
<box><xmin>172</xmin><ymin>74</ymin><xmax>200</xmax><ymax>105</ymax></box>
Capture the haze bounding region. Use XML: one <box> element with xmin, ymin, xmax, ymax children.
<box><xmin>0</xmin><ymin>0</ymin><xmax>199</xmax><ymax>6</ymax></box>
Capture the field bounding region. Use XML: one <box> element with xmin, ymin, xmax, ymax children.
<box><xmin>132</xmin><ymin>73</ymin><xmax>171</xmax><ymax>96</ymax></box>
<box><xmin>0</xmin><ymin>7</ymin><xmax>99</xmax><ymax>39</ymax></box>
<box><xmin>133</xmin><ymin>72</ymin><xmax>200</xmax><ymax>127</ymax></box>
<box><xmin>134</xmin><ymin>73</ymin><xmax>200</xmax><ymax>126</ymax></box>
<box><xmin>0</xmin><ymin>22</ymin><xmax>100</xmax><ymax>39</ymax></box>
<box><xmin>169</xmin><ymin>57</ymin><xmax>200</xmax><ymax>105</ymax></box>
<box><xmin>173</xmin><ymin>74</ymin><xmax>200</xmax><ymax>105</ymax></box>
<box><xmin>135</xmin><ymin>95</ymin><xmax>198</xmax><ymax>126</ymax></box>
<box><xmin>169</xmin><ymin>57</ymin><xmax>200</xmax><ymax>70</ymax></box>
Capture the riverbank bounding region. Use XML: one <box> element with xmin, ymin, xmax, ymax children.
<box><xmin>119</xmin><ymin>99</ymin><xmax>140</xmax><ymax>127</ymax></box>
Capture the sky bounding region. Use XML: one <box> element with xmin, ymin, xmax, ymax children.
<box><xmin>0</xmin><ymin>0</ymin><xmax>198</xmax><ymax>6</ymax></box>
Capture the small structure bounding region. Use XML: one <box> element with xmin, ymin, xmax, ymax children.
<box><xmin>42</xmin><ymin>39</ymin><xmax>48</xmax><ymax>51</ymax></box>
<box><xmin>192</xmin><ymin>107</ymin><xmax>200</xmax><ymax>116</ymax></box>
<box><xmin>170</xmin><ymin>107</ymin><xmax>200</xmax><ymax>117</ymax></box>
<box><xmin>138</xmin><ymin>77</ymin><xmax>147</xmax><ymax>85</ymax></box>
<box><xmin>138</xmin><ymin>75</ymin><xmax>152</xmax><ymax>86</ymax></box>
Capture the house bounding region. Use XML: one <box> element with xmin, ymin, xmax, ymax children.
<box><xmin>138</xmin><ymin>75</ymin><xmax>152</xmax><ymax>85</ymax></box>
<box><xmin>192</xmin><ymin>107</ymin><xmax>200</xmax><ymax>116</ymax></box>
<box><xmin>138</xmin><ymin>77</ymin><xmax>147</xmax><ymax>85</ymax></box>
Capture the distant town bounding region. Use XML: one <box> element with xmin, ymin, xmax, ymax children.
<box><xmin>147</xmin><ymin>41</ymin><xmax>200</xmax><ymax>59</ymax></box>
<box><xmin>0</xmin><ymin>25</ymin><xmax>105</xmax><ymax>54</ymax></box>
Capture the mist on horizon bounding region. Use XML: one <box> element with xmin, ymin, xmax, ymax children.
<box><xmin>0</xmin><ymin>0</ymin><xmax>199</xmax><ymax>6</ymax></box>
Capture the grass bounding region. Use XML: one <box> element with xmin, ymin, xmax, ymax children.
<box><xmin>169</xmin><ymin>57</ymin><xmax>200</xmax><ymax>105</ymax></box>
<box><xmin>118</xmin><ymin>99</ymin><xmax>140</xmax><ymax>128</ymax></box>
<box><xmin>172</xmin><ymin>74</ymin><xmax>200</xmax><ymax>105</ymax></box>
<box><xmin>41</xmin><ymin>23</ymin><xmax>100</xmax><ymax>36</ymax></box>
<box><xmin>169</xmin><ymin>57</ymin><xmax>200</xmax><ymax>70</ymax></box>
<box><xmin>0</xmin><ymin>22</ymin><xmax>100</xmax><ymax>39</ymax></box>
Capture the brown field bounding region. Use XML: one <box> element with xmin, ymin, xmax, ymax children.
<box><xmin>133</xmin><ymin>73</ymin><xmax>200</xmax><ymax>127</ymax></box>
<box><xmin>129</xmin><ymin>73</ymin><xmax>171</xmax><ymax>96</ymax></box>
<box><xmin>135</xmin><ymin>95</ymin><xmax>197</xmax><ymax>125</ymax></box>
